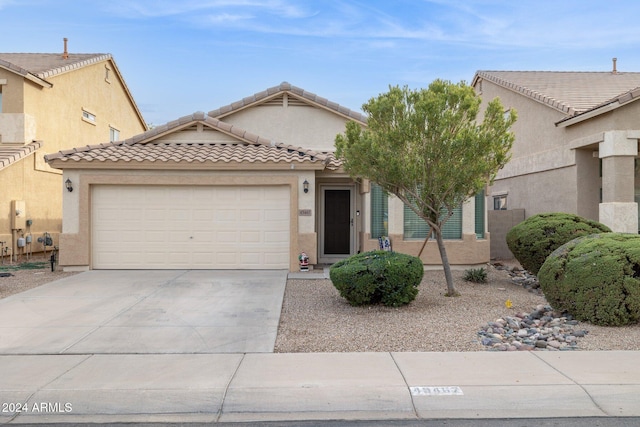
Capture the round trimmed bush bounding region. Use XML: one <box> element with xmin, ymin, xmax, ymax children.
<box><xmin>329</xmin><ymin>250</ymin><xmax>423</xmax><ymax>307</ymax></box>
<box><xmin>506</xmin><ymin>212</ymin><xmax>611</xmax><ymax>274</ymax></box>
<box><xmin>538</xmin><ymin>233</ymin><xmax>640</xmax><ymax>326</ymax></box>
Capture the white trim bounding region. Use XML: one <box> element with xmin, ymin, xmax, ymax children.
<box><xmin>556</xmin><ymin>102</ymin><xmax>620</xmax><ymax>127</ymax></box>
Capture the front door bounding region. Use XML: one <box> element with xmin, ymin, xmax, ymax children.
<box><xmin>321</xmin><ymin>186</ymin><xmax>354</xmax><ymax>261</ymax></box>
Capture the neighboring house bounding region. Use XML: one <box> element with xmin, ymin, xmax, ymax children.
<box><xmin>472</xmin><ymin>65</ymin><xmax>640</xmax><ymax>258</ymax></box>
<box><xmin>0</xmin><ymin>41</ymin><xmax>147</xmax><ymax>260</ymax></box>
<box><xmin>46</xmin><ymin>82</ymin><xmax>489</xmax><ymax>271</ymax></box>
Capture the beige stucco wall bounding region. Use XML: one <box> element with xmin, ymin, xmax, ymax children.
<box><xmin>0</xmin><ymin>59</ymin><xmax>146</xmax><ymax>259</ymax></box>
<box><xmin>59</xmin><ymin>169</ymin><xmax>305</xmax><ymax>271</ymax></box>
<box><xmin>24</xmin><ymin>60</ymin><xmax>146</xmax><ymax>172</ymax></box>
<box><xmin>0</xmin><ymin>71</ymin><xmax>26</xmax><ymax>113</ymax></box>
<box><xmin>360</xmin><ymin>189</ymin><xmax>488</xmax><ymax>266</ymax></box>
<box><xmin>217</xmin><ymin>101</ymin><xmax>354</xmax><ymax>152</ymax></box>
<box><xmin>489</xmin><ymin>166</ymin><xmax>578</xmax><ymax>217</ymax></box>
<box><xmin>361</xmin><ymin>233</ymin><xmax>489</xmax><ymax>267</ymax></box>
<box><xmin>477</xmin><ymin>78</ymin><xmax>640</xmax><ymax>248</ymax></box>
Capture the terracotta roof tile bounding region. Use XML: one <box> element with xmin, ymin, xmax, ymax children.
<box><xmin>46</xmin><ymin>141</ymin><xmax>338</xmax><ymax>168</ymax></box>
<box><xmin>475</xmin><ymin>70</ymin><xmax>640</xmax><ymax>116</ymax></box>
<box><xmin>0</xmin><ymin>53</ymin><xmax>110</xmax><ymax>79</ymax></box>
<box><xmin>0</xmin><ymin>141</ymin><xmax>42</xmax><ymax>171</ymax></box>
<box><xmin>208</xmin><ymin>81</ymin><xmax>367</xmax><ymax>123</ymax></box>
<box><xmin>45</xmin><ymin>113</ymin><xmax>340</xmax><ymax>170</ymax></box>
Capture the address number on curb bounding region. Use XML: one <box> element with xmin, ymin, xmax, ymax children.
<box><xmin>410</xmin><ymin>386</ymin><xmax>464</xmax><ymax>396</ymax></box>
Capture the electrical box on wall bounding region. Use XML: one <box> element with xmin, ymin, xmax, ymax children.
<box><xmin>11</xmin><ymin>200</ymin><xmax>26</xmax><ymax>230</ymax></box>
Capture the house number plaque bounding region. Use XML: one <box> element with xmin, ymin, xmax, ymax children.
<box><xmin>298</xmin><ymin>209</ymin><xmax>312</xmax><ymax>216</ymax></box>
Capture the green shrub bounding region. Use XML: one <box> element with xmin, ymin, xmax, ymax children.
<box><xmin>506</xmin><ymin>212</ymin><xmax>611</xmax><ymax>275</ymax></box>
<box><xmin>329</xmin><ymin>250</ymin><xmax>423</xmax><ymax>307</ymax></box>
<box><xmin>538</xmin><ymin>233</ymin><xmax>640</xmax><ymax>326</ymax></box>
<box><xmin>463</xmin><ymin>267</ymin><xmax>487</xmax><ymax>283</ymax></box>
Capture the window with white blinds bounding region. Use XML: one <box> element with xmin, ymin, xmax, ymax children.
<box><xmin>370</xmin><ymin>183</ymin><xmax>388</xmax><ymax>238</ymax></box>
<box><xmin>403</xmin><ymin>203</ymin><xmax>462</xmax><ymax>240</ymax></box>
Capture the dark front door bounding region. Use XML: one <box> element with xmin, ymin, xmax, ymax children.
<box><xmin>324</xmin><ymin>189</ymin><xmax>351</xmax><ymax>255</ymax></box>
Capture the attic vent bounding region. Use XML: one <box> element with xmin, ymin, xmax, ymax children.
<box><xmin>264</xmin><ymin>95</ymin><xmax>309</xmax><ymax>107</ymax></box>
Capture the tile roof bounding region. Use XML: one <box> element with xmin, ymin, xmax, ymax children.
<box><xmin>208</xmin><ymin>81</ymin><xmax>368</xmax><ymax>124</ymax></box>
<box><xmin>0</xmin><ymin>141</ymin><xmax>42</xmax><ymax>171</ymax></box>
<box><xmin>0</xmin><ymin>52</ymin><xmax>147</xmax><ymax>129</ymax></box>
<box><xmin>475</xmin><ymin>70</ymin><xmax>640</xmax><ymax>116</ymax></box>
<box><xmin>0</xmin><ymin>53</ymin><xmax>110</xmax><ymax>80</ymax></box>
<box><xmin>45</xmin><ymin>113</ymin><xmax>340</xmax><ymax>170</ymax></box>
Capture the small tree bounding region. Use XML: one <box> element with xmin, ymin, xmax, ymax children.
<box><xmin>335</xmin><ymin>80</ymin><xmax>516</xmax><ymax>296</ymax></box>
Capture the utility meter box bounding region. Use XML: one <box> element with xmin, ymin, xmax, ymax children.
<box><xmin>11</xmin><ymin>200</ymin><xmax>26</xmax><ymax>230</ymax></box>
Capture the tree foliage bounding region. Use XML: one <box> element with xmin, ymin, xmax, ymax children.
<box><xmin>335</xmin><ymin>80</ymin><xmax>516</xmax><ymax>296</ymax></box>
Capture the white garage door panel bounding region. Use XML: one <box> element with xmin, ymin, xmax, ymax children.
<box><xmin>92</xmin><ymin>185</ymin><xmax>290</xmax><ymax>269</ymax></box>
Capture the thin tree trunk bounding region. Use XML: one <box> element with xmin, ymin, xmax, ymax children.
<box><xmin>435</xmin><ymin>231</ymin><xmax>459</xmax><ymax>297</ymax></box>
<box><xmin>417</xmin><ymin>235</ymin><xmax>430</xmax><ymax>258</ymax></box>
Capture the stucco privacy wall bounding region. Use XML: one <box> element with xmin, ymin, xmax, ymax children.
<box><xmin>60</xmin><ymin>170</ymin><xmax>303</xmax><ymax>271</ymax></box>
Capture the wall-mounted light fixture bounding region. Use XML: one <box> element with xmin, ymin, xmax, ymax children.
<box><xmin>303</xmin><ymin>179</ymin><xmax>309</xmax><ymax>194</ymax></box>
<box><xmin>65</xmin><ymin>178</ymin><xmax>73</xmax><ymax>192</ymax></box>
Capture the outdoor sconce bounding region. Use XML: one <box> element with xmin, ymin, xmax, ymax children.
<box><xmin>65</xmin><ymin>178</ymin><xmax>73</xmax><ymax>192</ymax></box>
<box><xmin>303</xmin><ymin>179</ymin><xmax>309</xmax><ymax>194</ymax></box>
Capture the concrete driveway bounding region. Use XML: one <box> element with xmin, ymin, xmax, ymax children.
<box><xmin>0</xmin><ymin>269</ymin><xmax>287</xmax><ymax>354</ymax></box>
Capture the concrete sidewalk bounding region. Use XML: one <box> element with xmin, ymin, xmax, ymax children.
<box><xmin>2</xmin><ymin>351</ymin><xmax>639</xmax><ymax>424</ymax></box>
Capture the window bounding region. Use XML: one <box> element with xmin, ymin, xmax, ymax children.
<box><xmin>370</xmin><ymin>183</ymin><xmax>388</xmax><ymax>238</ymax></box>
<box><xmin>0</xmin><ymin>85</ymin><xmax>3</xmax><ymax>112</ymax></box>
<box><xmin>403</xmin><ymin>203</ymin><xmax>462</xmax><ymax>240</ymax></box>
<box><xmin>109</xmin><ymin>127</ymin><xmax>120</xmax><ymax>142</ymax></box>
<box><xmin>475</xmin><ymin>190</ymin><xmax>485</xmax><ymax>239</ymax></box>
<box><xmin>493</xmin><ymin>195</ymin><xmax>507</xmax><ymax>210</ymax></box>
<box><xmin>82</xmin><ymin>109</ymin><xmax>96</xmax><ymax>124</ymax></box>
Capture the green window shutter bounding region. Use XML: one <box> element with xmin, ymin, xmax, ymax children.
<box><xmin>475</xmin><ymin>190</ymin><xmax>485</xmax><ymax>239</ymax></box>
<box><xmin>370</xmin><ymin>184</ymin><xmax>388</xmax><ymax>238</ymax></box>
<box><xmin>403</xmin><ymin>203</ymin><xmax>462</xmax><ymax>240</ymax></box>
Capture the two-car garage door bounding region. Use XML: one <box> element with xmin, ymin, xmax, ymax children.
<box><xmin>91</xmin><ymin>185</ymin><xmax>290</xmax><ymax>269</ymax></box>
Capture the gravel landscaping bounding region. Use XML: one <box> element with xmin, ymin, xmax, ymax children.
<box><xmin>2</xmin><ymin>258</ymin><xmax>639</xmax><ymax>352</ymax></box>
<box><xmin>274</xmin><ymin>263</ymin><xmax>640</xmax><ymax>353</ymax></box>
<box><xmin>0</xmin><ymin>256</ymin><xmax>79</xmax><ymax>299</ymax></box>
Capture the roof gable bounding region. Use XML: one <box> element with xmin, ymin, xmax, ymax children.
<box><xmin>0</xmin><ymin>52</ymin><xmax>147</xmax><ymax>129</ymax></box>
<box><xmin>208</xmin><ymin>81</ymin><xmax>367</xmax><ymax>124</ymax></box>
<box><xmin>474</xmin><ymin>70</ymin><xmax>640</xmax><ymax>117</ymax></box>
<box><xmin>0</xmin><ymin>53</ymin><xmax>109</xmax><ymax>79</ymax></box>
<box><xmin>45</xmin><ymin>112</ymin><xmax>339</xmax><ymax>170</ymax></box>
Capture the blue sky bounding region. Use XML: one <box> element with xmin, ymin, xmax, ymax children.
<box><xmin>2</xmin><ymin>0</ymin><xmax>640</xmax><ymax>126</ymax></box>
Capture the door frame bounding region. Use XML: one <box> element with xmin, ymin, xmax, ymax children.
<box><xmin>318</xmin><ymin>184</ymin><xmax>356</xmax><ymax>264</ymax></box>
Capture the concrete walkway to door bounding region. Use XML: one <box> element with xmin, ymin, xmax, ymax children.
<box><xmin>0</xmin><ymin>269</ymin><xmax>288</xmax><ymax>354</ymax></box>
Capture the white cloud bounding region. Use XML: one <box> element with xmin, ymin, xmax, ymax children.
<box><xmin>104</xmin><ymin>0</ymin><xmax>312</xmax><ymax>19</ymax></box>
<box><xmin>100</xmin><ymin>0</ymin><xmax>640</xmax><ymax>52</ymax></box>
<box><xmin>0</xmin><ymin>0</ymin><xmax>16</xmax><ymax>10</ymax></box>
<box><xmin>205</xmin><ymin>13</ymin><xmax>253</xmax><ymax>24</ymax></box>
